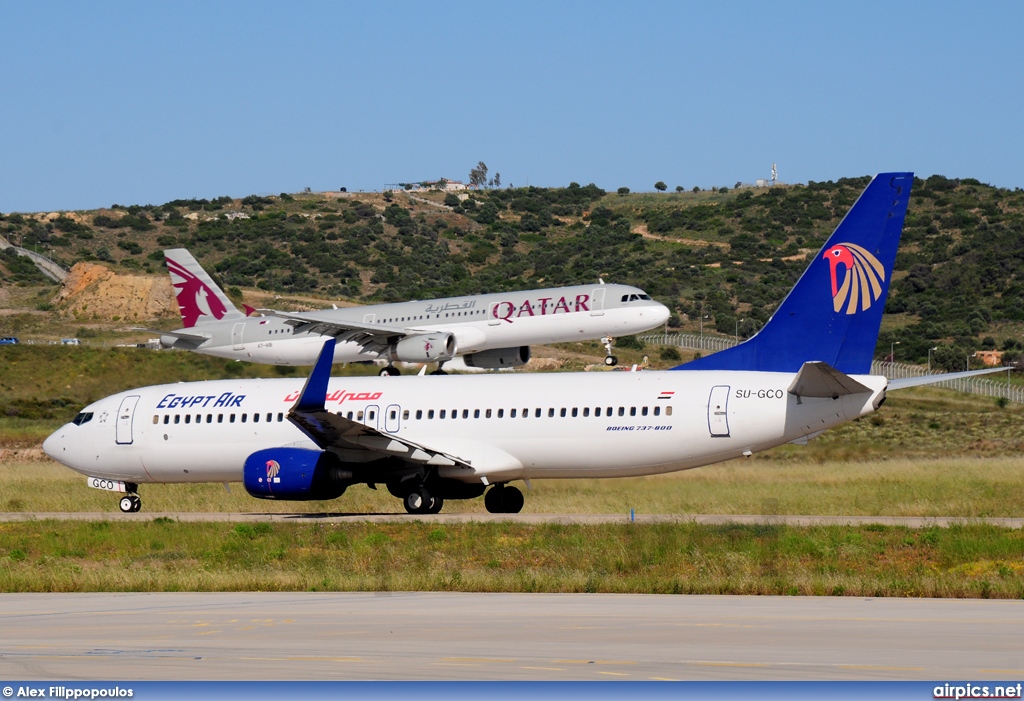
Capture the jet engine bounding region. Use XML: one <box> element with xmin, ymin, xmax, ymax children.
<box><xmin>243</xmin><ymin>447</ymin><xmax>352</xmax><ymax>500</ymax></box>
<box><xmin>462</xmin><ymin>346</ymin><xmax>531</xmax><ymax>369</ymax></box>
<box><xmin>391</xmin><ymin>332</ymin><xmax>456</xmax><ymax>363</ymax></box>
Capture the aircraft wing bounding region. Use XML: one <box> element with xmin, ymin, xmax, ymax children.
<box><xmin>258</xmin><ymin>309</ymin><xmax>412</xmax><ymax>351</ymax></box>
<box><xmin>286</xmin><ymin>338</ymin><xmax>471</xmax><ymax>469</ymax></box>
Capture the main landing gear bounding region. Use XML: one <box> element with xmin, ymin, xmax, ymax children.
<box><xmin>403</xmin><ymin>486</ymin><xmax>444</xmax><ymax>514</ymax></box>
<box><xmin>118</xmin><ymin>488</ymin><xmax>142</xmax><ymax>513</ymax></box>
<box><xmin>379</xmin><ymin>365</ymin><xmax>400</xmax><ymax>376</ymax></box>
<box><xmin>429</xmin><ymin>361</ymin><xmax>448</xmax><ymax>376</ymax></box>
<box><xmin>602</xmin><ymin>336</ymin><xmax>619</xmax><ymax>367</ymax></box>
<box><xmin>484</xmin><ymin>484</ymin><xmax>524</xmax><ymax>514</ymax></box>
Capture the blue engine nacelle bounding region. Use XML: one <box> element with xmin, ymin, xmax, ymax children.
<box><xmin>243</xmin><ymin>447</ymin><xmax>351</xmax><ymax>501</ymax></box>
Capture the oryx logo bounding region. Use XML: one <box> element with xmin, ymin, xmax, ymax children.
<box><xmin>265</xmin><ymin>459</ymin><xmax>281</xmax><ymax>479</ymax></box>
<box><xmin>823</xmin><ymin>243</ymin><xmax>885</xmax><ymax>315</ymax></box>
<box><xmin>166</xmin><ymin>257</ymin><xmax>228</xmax><ymax>327</ymax></box>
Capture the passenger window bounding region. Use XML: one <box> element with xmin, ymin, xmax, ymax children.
<box><xmin>572</xmin><ymin>408</ymin><xmax>578</xmax><ymax>417</ymax></box>
<box><xmin>548</xmin><ymin>408</ymin><xmax>554</xmax><ymax>418</ymax></box>
<box><xmin>583</xmin><ymin>408</ymin><xmax>589</xmax><ymax>417</ymax></box>
<box><xmin>358</xmin><ymin>410</ymin><xmax>365</xmax><ymax>420</ymax></box>
<box><xmin>346</xmin><ymin>411</ymin><xmax>353</xmax><ymax>420</ymax></box>
<box><xmin>462</xmin><ymin>409</ymin><xmax>469</xmax><ymax>419</ymax></box>
<box><xmin>560</xmin><ymin>408</ymin><xmax>567</xmax><ymax>417</ymax></box>
<box><xmin>241</xmin><ymin>413</ymin><xmax>247</xmax><ymax>423</ymax></box>
<box><xmin>497</xmin><ymin>409</ymin><xmax>503</xmax><ymax>418</ymax></box>
<box><xmin>218</xmin><ymin>414</ymin><xmax>223</xmax><ymax>423</ymax></box>
<box><xmin>208</xmin><ymin>414</ymin><xmax>214</xmax><ymax>423</ymax></box>
<box><xmin>618</xmin><ymin>407</ymin><xmax>625</xmax><ymax>417</ymax></box>
<box><xmin>369</xmin><ymin>411</ymin><xmax>376</xmax><ymax>420</ymax></box>
<box><xmin>389</xmin><ymin>410</ymin><xmax>396</xmax><ymax>420</ymax></box>
<box><xmin>535</xmin><ymin>408</ymin><xmax>541</xmax><ymax>418</ymax></box>
<box><xmin>428</xmin><ymin>410</ymin><xmax>434</xmax><ymax>419</ymax></box>
<box><xmin>594</xmin><ymin>407</ymin><xmax>601</xmax><ymax>417</ymax></box>
<box><xmin>266</xmin><ymin>413</ymin><xmax>272</xmax><ymax>422</ymax></box>
<box><xmin>403</xmin><ymin>410</ymin><xmax>410</xmax><ymax>420</ymax></box>
<box><xmin>163</xmin><ymin>415</ymin><xmax>169</xmax><ymax>424</ymax></box>
<box><xmin>152</xmin><ymin>415</ymin><xmax>158</xmax><ymax>424</ymax></box>
<box><xmin>485</xmin><ymin>409</ymin><xmax>492</xmax><ymax>418</ymax></box>
<box><xmin>666</xmin><ymin>406</ymin><xmax>673</xmax><ymax>416</ymax></box>
<box><xmin>253</xmin><ymin>413</ymin><xmax>260</xmax><ymax>423</ymax></box>
<box><xmin>185</xmin><ymin>415</ymin><xmax>191</xmax><ymax>424</ymax></box>
<box><xmin>474</xmin><ymin>409</ymin><xmax>480</xmax><ymax>419</ymax></box>
<box><xmin>641</xmin><ymin>407</ymin><xmax>648</xmax><ymax>416</ymax></box>
<box><xmin>440</xmin><ymin>410</ymin><xmax>446</xmax><ymax>419</ymax></box>
<box><xmin>174</xmin><ymin>415</ymin><xmax>180</xmax><ymax>424</ymax></box>
<box><xmin>415</xmin><ymin>410</ymin><xmax>421</xmax><ymax>420</ymax></box>
<box><xmin>630</xmin><ymin>407</ymin><xmax>636</xmax><ymax>417</ymax></box>
<box><xmin>510</xmin><ymin>409</ymin><xmax>516</xmax><ymax>418</ymax></box>
<box><xmin>654</xmin><ymin>406</ymin><xmax>661</xmax><ymax>416</ymax></box>
<box><xmin>607</xmin><ymin>407</ymin><xmax>613</xmax><ymax>416</ymax></box>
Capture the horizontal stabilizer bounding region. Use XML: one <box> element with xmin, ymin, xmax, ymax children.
<box><xmin>788</xmin><ymin>361</ymin><xmax>872</xmax><ymax>399</ymax></box>
<box><xmin>888</xmin><ymin>366</ymin><xmax>1011</xmax><ymax>390</ymax></box>
<box><xmin>133</xmin><ymin>327</ymin><xmax>210</xmax><ymax>344</ymax></box>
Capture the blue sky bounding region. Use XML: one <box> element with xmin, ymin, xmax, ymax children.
<box><xmin>2</xmin><ymin>1</ymin><xmax>1021</xmax><ymax>212</ymax></box>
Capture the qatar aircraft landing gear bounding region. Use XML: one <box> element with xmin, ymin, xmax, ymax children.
<box><xmin>380</xmin><ymin>365</ymin><xmax>400</xmax><ymax>376</ymax></box>
<box><xmin>118</xmin><ymin>493</ymin><xmax>141</xmax><ymax>513</ymax></box>
<box><xmin>429</xmin><ymin>361</ymin><xmax>448</xmax><ymax>376</ymax></box>
<box><xmin>484</xmin><ymin>484</ymin><xmax>524</xmax><ymax>514</ymax></box>
<box><xmin>602</xmin><ymin>336</ymin><xmax>619</xmax><ymax>367</ymax></box>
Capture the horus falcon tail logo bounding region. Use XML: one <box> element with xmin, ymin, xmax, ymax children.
<box><xmin>823</xmin><ymin>243</ymin><xmax>886</xmax><ymax>315</ymax></box>
<box><xmin>265</xmin><ymin>459</ymin><xmax>281</xmax><ymax>479</ymax></box>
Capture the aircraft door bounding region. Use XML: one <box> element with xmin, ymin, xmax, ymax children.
<box><xmin>115</xmin><ymin>395</ymin><xmax>141</xmax><ymax>445</ymax></box>
<box><xmin>488</xmin><ymin>302</ymin><xmax>501</xmax><ymax>326</ymax></box>
<box><xmin>364</xmin><ymin>405</ymin><xmax>380</xmax><ymax>430</ymax></box>
<box><xmin>590</xmin><ymin>288</ymin><xmax>605</xmax><ymax>316</ymax></box>
<box><xmin>708</xmin><ymin>385</ymin><xmax>730</xmax><ymax>437</ymax></box>
<box><xmin>385</xmin><ymin>404</ymin><xmax>401</xmax><ymax>433</ymax></box>
<box><xmin>363</xmin><ymin>313</ymin><xmax>375</xmax><ymax>324</ymax></box>
<box><xmin>232</xmin><ymin>323</ymin><xmax>244</xmax><ymax>350</ymax></box>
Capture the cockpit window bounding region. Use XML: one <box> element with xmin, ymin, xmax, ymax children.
<box><xmin>622</xmin><ymin>293</ymin><xmax>653</xmax><ymax>303</ymax></box>
<box><xmin>638</xmin><ymin>293</ymin><xmax>652</xmax><ymax>300</ymax></box>
<box><xmin>72</xmin><ymin>412</ymin><xmax>94</xmax><ymax>426</ymax></box>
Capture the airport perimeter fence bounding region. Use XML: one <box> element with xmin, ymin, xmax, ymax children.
<box><xmin>640</xmin><ymin>333</ymin><xmax>1024</xmax><ymax>404</ymax></box>
<box><xmin>0</xmin><ymin>234</ymin><xmax>69</xmax><ymax>282</ymax></box>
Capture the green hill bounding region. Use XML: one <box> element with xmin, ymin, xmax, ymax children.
<box><xmin>3</xmin><ymin>175</ymin><xmax>1024</xmax><ymax>369</ymax></box>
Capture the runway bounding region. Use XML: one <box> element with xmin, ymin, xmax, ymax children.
<box><xmin>1</xmin><ymin>593</ymin><xmax>1022</xmax><ymax>681</ymax></box>
<box><xmin>1</xmin><ymin>512</ymin><xmax>1023</xmax><ymax>527</ymax></box>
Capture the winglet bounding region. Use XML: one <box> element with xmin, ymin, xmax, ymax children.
<box><xmin>292</xmin><ymin>339</ymin><xmax>336</xmax><ymax>412</ymax></box>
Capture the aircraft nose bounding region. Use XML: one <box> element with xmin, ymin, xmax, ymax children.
<box><xmin>43</xmin><ymin>428</ymin><xmax>66</xmax><ymax>462</ymax></box>
<box><xmin>652</xmin><ymin>302</ymin><xmax>671</xmax><ymax>325</ymax></box>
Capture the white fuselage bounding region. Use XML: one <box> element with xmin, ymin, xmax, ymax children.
<box><xmin>44</xmin><ymin>370</ymin><xmax>887</xmax><ymax>486</ymax></box>
<box><xmin>168</xmin><ymin>284</ymin><xmax>669</xmax><ymax>365</ymax></box>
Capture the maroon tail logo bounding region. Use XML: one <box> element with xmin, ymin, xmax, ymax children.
<box><xmin>166</xmin><ymin>258</ymin><xmax>229</xmax><ymax>327</ymax></box>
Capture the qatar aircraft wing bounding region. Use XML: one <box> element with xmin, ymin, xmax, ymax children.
<box><xmin>154</xmin><ymin>248</ymin><xmax>670</xmax><ymax>371</ymax></box>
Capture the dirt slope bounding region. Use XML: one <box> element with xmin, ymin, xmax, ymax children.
<box><xmin>51</xmin><ymin>262</ymin><xmax>177</xmax><ymax>321</ymax></box>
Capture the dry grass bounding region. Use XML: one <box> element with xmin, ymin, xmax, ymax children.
<box><xmin>3</xmin><ymin>455</ymin><xmax>1023</xmax><ymax>517</ymax></box>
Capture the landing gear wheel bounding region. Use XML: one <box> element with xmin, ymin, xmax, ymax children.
<box><xmin>380</xmin><ymin>366</ymin><xmax>400</xmax><ymax>377</ymax></box>
<box><xmin>502</xmin><ymin>486</ymin><xmax>524</xmax><ymax>514</ymax></box>
<box><xmin>484</xmin><ymin>486</ymin><xmax>506</xmax><ymax>514</ymax></box>
<box><xmin>130</xmin><ymin>494</ymin><xmax>142</xmax><ymax>512</ymax></box>
<box><xmin>429</xmin><ymin>370</ymin><xmax>448</xmax><ymax>376</ymax></box>
<box><xmin>119</xmin><ymin>496</ymin><xmax>134</xmax><ymax>513</ymax></box>
<box><xmin>403</xmin><ymin>488</ymin><xmax>432</xmax><ymax>514</ymax></box>
<box><xmin>604</xmin><ymin>355</ymin><xmax>619</xmax><ymax>367</ymax></box>
<box><xmin>426</xmin><ymin>496</ymin><xmax>444</xmax><ymax>514</ymax></box>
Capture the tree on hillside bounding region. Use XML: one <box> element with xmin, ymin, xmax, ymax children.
<box><xmin>493</xmin><ymin>172</ymin><xmax>501</xmax><ymax>188</ymax></box>
<box><xmin>692</xmin><ymin>186</ymin><xmax>700</xmax><ymax>193</ymax></box>
<box><xmin>655</xmin><ymin>181</ymin><xmax>667</xmax><ymax>192</ymax></box>
<box><xmin>617</xmin><ymin>187</ymin><xmax>630</xmax><ymax>196</ymax></box>
<box><xmin>469</xmin><ymin>162</ymin><xmax>489</xmax><ymax>189</ymax></box>
<box><xmin>675</xmin><ymin>186</ymin><xmax>684</xmax><ymax>192</ymax></box>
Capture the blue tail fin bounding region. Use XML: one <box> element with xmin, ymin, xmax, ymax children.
<box><xmin>673</xmin><ymin>172</ymin><xmax>913</xmax><ymax>375</ymax></box>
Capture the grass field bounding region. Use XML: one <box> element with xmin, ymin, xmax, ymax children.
<box><xmin>1</xmin><ymin>520</ymin><xmax>1021</xmax><ymax>597</ymax></box>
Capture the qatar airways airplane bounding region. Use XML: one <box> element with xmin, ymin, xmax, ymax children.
<box><xmin>154</xmin><ymin>249</ymin><xmax>669</xmax><ymax>374</ymax></box>
<box><xmin>44</xmin><ymin>173</ymin><xmax>1006</xmax><ymax>515</ymax></box>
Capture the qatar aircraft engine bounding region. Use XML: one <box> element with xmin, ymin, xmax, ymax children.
<box><xmin>154</xmin><ymin>248</ymin><xmax>669</xmax><ymax>374</ymax></box>
<box><xmin>45</xmin><ymin>173</ymin><xmax>1007</xmax><ymax>514</ymax></box>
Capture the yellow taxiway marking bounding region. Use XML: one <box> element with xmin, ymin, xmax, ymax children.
<box><xmin>520</xmin><ymin>667</ymin><xmax>564</xmax><ymax>672</ymax></box>
<box><xmin>441</xmin><ymin>657</ymin><xmax>516</xmax><ymax>663</ymax></box>
<box><xmin>597</xmin><ymin>671</ymin><xmax>630</xmax><ymax>677</ymax></box>
<box><xmin>840</xmin><ymin>665</ymin><xmax>924</xmax><ymax>671</ymax></box>
<box><xmin>650</xmin><ymin>677</ymin><xmax>679</xmax><ymax>681</ymax></box>
<box><xmin>554</xmin><ymin>659</ymin><xmax>592</xmax><ymax>664</ymax></box>
<box><xmin>196</xmin><ymin>630</ymin><xmax>222</xmax><ymax>635</ymax></box>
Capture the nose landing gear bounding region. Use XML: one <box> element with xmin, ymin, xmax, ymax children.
<box><xmin>602</xmin><ymin>336</ymin><xmax>619</xmax><ymax>367</ymax></box>
<box><xmin>118</xmin><ymin>493</ymin><xmax>142</xmax><ymax>513</ymax></box>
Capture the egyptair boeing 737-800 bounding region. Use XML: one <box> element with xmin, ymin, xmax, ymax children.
<box><xmin>45</xmin><ymin>173</ymin><xmax>1007</xmax><ymax>514</ymax></box>
<box><xmin>154</xmin><ymin>249</ymin><xmax>669</xmax><ymax>373</ymax></box>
